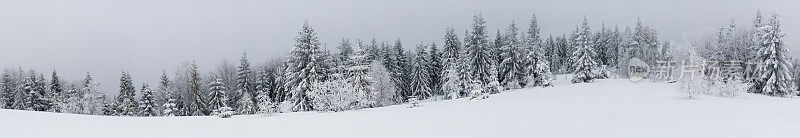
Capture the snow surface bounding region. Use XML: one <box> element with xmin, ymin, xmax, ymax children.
<box><xmin>2</xmin><ymin>77</ymin><xmax>800</xmax><ymax>138</ymax></box>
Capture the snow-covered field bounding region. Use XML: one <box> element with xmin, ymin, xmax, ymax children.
<box><xmin>2</xmin><ymin>78</ymin><xmax>799</xmax><ymax>138</ymax></box>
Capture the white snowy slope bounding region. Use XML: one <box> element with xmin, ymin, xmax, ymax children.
<box><xmin>2</xmin><ymin>78</ymin><xmax>800</xmax><ymax>138</ymax></box>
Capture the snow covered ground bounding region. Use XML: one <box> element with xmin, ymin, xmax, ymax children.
<box><xmin>2</xmin><ymin>77</ymin><xmax>800</xmax><ymax>138</ymax></box>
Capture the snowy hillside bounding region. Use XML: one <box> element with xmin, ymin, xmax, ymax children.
<box><xmin>2</xmin><ymin>78</ymin><xmax>799</xmax><ymax>138</ymax></box>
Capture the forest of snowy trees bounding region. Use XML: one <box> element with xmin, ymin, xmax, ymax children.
<box><xmin>0</xmin><ymin>10</ymin><xmax>796</xmax><ymax>117</ymax></box>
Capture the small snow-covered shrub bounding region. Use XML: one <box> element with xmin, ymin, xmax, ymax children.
<box><xmin>407</xmin><ymin>96</ymin><xmax>421</xmax><ymax>108</ymax></box>
<box><xmin>678</xmin><ymin>78</ymin><xmax>747</xmax><ymax>99</ymax></box>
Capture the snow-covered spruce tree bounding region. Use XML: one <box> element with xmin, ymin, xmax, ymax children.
<box><xmin>35</xmin><ymin>74</ymin><xmax>49</xmax><ymax>111</ymax></box>
<box><xmin>187</xmin><ymin>60</ymin><xmax>209</xmax><ymax>115</ymax></box>
<box><xmin>48</xmin><ymin>70</ymin><xmax>63</xmax><ymax>112</ymax></box>
<box><xmin>440</xmin><ymin>27</ymin><xmax>467</xmax><ymax>99</ymax></box>
<box><xmin>115</xmin><ymin>71</ymin><xmax>137</xmax><ymax>116</ymax></box>
<box><xmin>255</xmin><ymin>85</ymin><xmax>276</xmax><ymax>115</ymax></box>
<box><xmin>237</xmin><ymin>90</ymin><xmax>255</xmax><ymax>114</ymax></box>
<box><xmin>368</xmin><ymin>61</ymin><xmax>398</xmax><ymax>107</ymax></box>
<box><xmin>283</xmin><ymin>21</ymin><xmax>326</xmax><ymax>112</ymax></box>
<box><xmin>236</xmin><ymin>52</ymin><xmax>254</xmax><ymax>111</ymax></box>
<box><xmin>387</xmin><ymin>39</ymin><xmax>411</xmax><ymax>101</ymax></box>
<box><xmin>748</xmin><ymin>13</ymin><xmax>795</xmax><ymax>97</ymax></box>
<box><xmin>162</xmin><ymin>88</ymin><xmax>178</xmax><ymax>116</ymax></box>
<box><xmin>571</xmin><ymin>16</ymin><xmax>600</xmax><ymax>83</ymax></box>
<box><xmin>499</xmin><ymin>21</ymin><xmax>526</xmax><ymax>90</ymax></box>
<box><xmin>524</xmin><ymin>15</ymin><xmax>554</xmax><ymax>87</ymax></box>
<box><xmin>410</xmin><ymin>43</ymin><xmax>432</xmax><ymax>100</ymax></box>
<box><xmin>21</xmin><ymin>73</ymin><xmax>35</xmax><ymax>111</ymax></box>
<box><xmin>428</xmin><ymin>42</ymin><xmax>443</xmax><ymax>96</ymax></box>
<box><xmin>138</xmin><ymin>83</ymin><xmax>158</xmax><ymax>116</ymax></box>
<box><xmin>464</xmin><ymin>13</ymin><xmax>500</xmax><ymax>97</ymax></box>
<box><xmin>208</xmin><ymin>74</ymin><xmax>229</xmax><ymax>115</ymax></box>
<box><xmin>12</xmin><ymin>69</ymin><xmax>27</xmax><ymax>110</ymax></box>
<box><xmin>631</xmin><ymin>18</ymin><xmax>660</xmax><ymax>64</ymax></box>
<box><xmin>157</xmin><ymin>71</ymin><xmax>172</xmax><ymax>115</ymax></box>
<box><xmin>1</xmin><ymin>71</ymin><xmax>13</xmax><ymax>109</ymax></box>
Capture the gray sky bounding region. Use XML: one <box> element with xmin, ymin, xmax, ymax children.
<box><xmin>0</xmin><ymin>0</ymin><xmax>797</xmax><ymax>93</ymax></box>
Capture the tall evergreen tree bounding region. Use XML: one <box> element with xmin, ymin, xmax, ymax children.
<box><xmin>464</xmin><ymin>13</ymin><xmax>500</xmax><ymax>97</ymax></box>
<box><xmin>236</xmin><ymin>52</ymin><xmax>254</xmax><ymax>111</ymax></box>
<box><xmin>524</xmin><ymin>15</ymin><xmax>554</xmax><ymax>87</ymax></box>
<box><xmin>48</xmin><ymin>70</ymin><xmax>63</xmax><ymax>112</ymax></box>
<box><xmin>1</xmin><ymin>71</ymin><xmax>13</xmax><ymax>109</ymax></box>
<box><xmin>116</xmin><ymin>70</ymin><xmax>137</xmax><ymax>116</ymax></box>
<box><xmin>571</xmin><ymin>16</ymin><xmax>600</xmax><ymax>83</ymax></box>
<box><xmin>441</xmin><ymin>27</ymin><xmax>468</xmax><ymax>99</ymax></box>
<box><xmin>499</xmin><ymin>21</ymin><xmax>526</xmax><ymax>89</ymax></box>
<box><xmin>410</xmin><ymin>43</ymin><xmax>432</xmax><ymax>99</ymax></box>
<box><xmin>138</xmin><ymin>83</ymin><xmax>158</xmax><ymax>116</ymax></box>
<box><xmin>187</xmin><ymin>60</ymin><xmax>209</xmax><ymax>115</ymax></box>
<box><xmin>208</xmin><ymin>74</ymin><xmax>229</xmax><ymax>114</ymax></box>
<box><xmin>748</xmin><ymin>13</ymin><xmax>795</xmax><ymax>97</ymax></box>
<box><xmin>283</xmin><ymin>21</ymin><xmax>326</xmax><ymax>111</ymax></box>
<box><xmin>428</xmin><ymin>42</ymin><xmax>443</xmax><ymax>96</ymax></box>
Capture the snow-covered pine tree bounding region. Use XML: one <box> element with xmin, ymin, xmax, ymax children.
<box><xmin>441</xmin><ymin>27</ymin><xmax>467</xmax><ymax>99</ymax></box>
<box><xmin>237</xmin><ymin>90</ymin><xmax>255</xmax><ymax>114</ymax></box>
<box><xmin>236</xmin><ymin>52</ymin><xmax>254</xmax><ymax>113</ymax></box>
<box><xmin>208</xmin><ymin>74</ymin><xmax>229</xmax><ymax>115</ymax></box>
<box><xmin>387</xmin><ymin>39</ymin><xmax>411</xmax><ymax>101</ymax></box>
<box><xmin>116</xmin><ymin>70</ymin><xmax>137</xmax><ymax>116</ymax></box>
<box><xmin>187</xmin><ymin>60</ymin><xmax>209</xmax><ymax>115</ymax></box>
<box><xmin>499</xmin><ymin>21</ymin><xmax>525</xmax><ymax>90</ymax></box>
<box><xmin>748</xmin><ymin>12</ymin><xmax>795</xmax><ymax>97</ymax></box>
<box><xmin>571</xmin><ymin>16</ymin><xmax>600</xmax><ymax>83</ymax></box>
<box><xmin>255</xmin><ymin>85</ymin><xmax>276</xmax><ymax>114</ymax></box>
<box><xmin>12</xmin><ymin>68</ymin><xmax>27</xmax><ymax>110</ymax></box>
<box><xmin>428</xmin><ymin>42</ymin><xmax>443</xmax><ymax>96</ymax></box>
<box><xmin>524</xmin><ymin>15</ymin><xmax>554</xmax><ymax>87</ymax></box>
<box><xmin>464</xmin><ymin>13</ymin><xmax>500</xmax><ymax>96</ymax></box>
<box><xmin>162</xmin><ymin>87</ymin><xmax>178</xmax><ymax>116</ymax></box>
<box><xmin>409</xmin><ymin>43</ymin><xmax>432</xmax><ymax>100</ymax></box>
<box><xmin>138</xmin><ymin>83</ymin><xmax>158</xmax><ymax>116</ymax></box>
<box><xmin>283</xmin><ymin>21</ymin><xmax>326</xmax><ymax>112</ymax></box>
<box><xmin>1</xmin><ymin>71</ymin><xmax>13</xmax><ymax>109</ymax></box>
<box><xmin>22</xmin><ymin>72</ymin><xmax>36</xmax><ymax>111</ymax></box>
<box><xmin>632</xmin><ymin>18</ymin><xmax>660</xmax><ymax>64</ymax></box>
<box><xmin>48</xmin><ymin>70</ymin><xmax>63</xmax><ymax>112</ymax></box>
<box><xmin>59</xmin><ymin>84</ymin><xmax>81</xmax><ymax>114</ymax></box>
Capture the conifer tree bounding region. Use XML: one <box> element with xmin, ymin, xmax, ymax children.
<box><xmin>571</xmin><ymin>16</ymin><xmax>600</xmax><ymax>83</ymax></box>
<box><xmin>138</xmin><ymin>83</ymin><xmax>158</xmax><ymax>116</ymax></box>
<box><xmin>749</xmin><ymin>12</ymin><xmax>795</xmax><ymax>97</ymax></box>
<box><xmin>208</xmin><ymin>74</ymin><xmax>229</xmax><ymax>114</ymax></box>
<box><xmin>499</xmin><ymin>21</ymin><xmax>525</xmax><ymax>89</ymax></box>
<box><xmin>187</xmin><ymin>60</ymin><xmax>209</xmax><ymax>115</ymax></box>
<box><xmin>524</xmin><ymin>15</ymin><xmax>554</xmax><ymax>87</ymax></box>
<box><xmin>236</xmin><ymin>52</ymin><xmax>254</xmax><ymax>109</ymax></box>
<box><xmin>428</xmin><ymin>42</ymin><xmax>443</xmax><ymax>95</ymax></box>
<box><xmin>237</xmin><ymin>90</ymin><xmax>255</xmax><ymax>115</ymax></box>
<box><xmin>1</xmin><ymin>71</ymin><xmax>13</xmax><ymax>109</ymax></box>
<box><xmin>283</xmin><ymin>21</ymin><xmax>326</xmax><ymax>112</ymax></box>
<box><xmin>116</xmin><ymin>71</ymin><xmax>137</xmax><ymax>116</ymax></box>
<box><xmin>409</xmin><ymin>43</ymin><xmax>432</xmax><ymax>100</ymax></box>
<box><xmin>441</xmin><ymin>27</ymin><xmax>467</xmax><ymax>99</ymax></box>
<box><xmin>464</xmin><ymin>13</ymin><xmax>500</xmax><ymax>97</ymax></box>
<box><xmin>48</xmin><ymin>70</ymin><xmax>63</xmax><ymax>112</ymax></box>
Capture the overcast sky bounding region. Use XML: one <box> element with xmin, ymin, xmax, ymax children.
<box><xmin>0</xmin><ymin>0</ymin><xmax>797</xmax><ymax>93</ymax></box>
